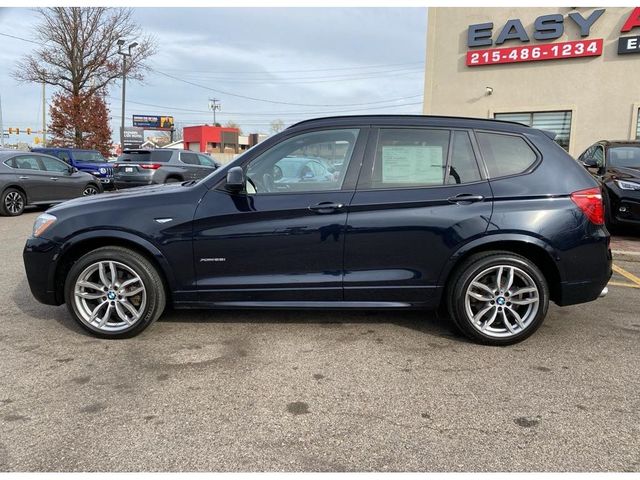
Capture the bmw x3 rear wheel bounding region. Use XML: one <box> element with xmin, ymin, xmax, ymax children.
<box><xmin>447</xmin><ymin>251</ymin><xmax>549</xmax><ymax>345</ymax></box>
<box><xmin>64</xmin><ymin>246</ymin><xmax>166</xmax><ymax>338</ymax></box>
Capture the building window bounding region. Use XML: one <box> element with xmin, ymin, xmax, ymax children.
<box><xmin>494</xmin><ymin>111</ymin><xmax>572</xmax><ymax>151</ymax></box>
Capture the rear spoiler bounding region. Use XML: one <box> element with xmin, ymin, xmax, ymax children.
<box><xmin>538</xmin><ymin>129</ymin><xmax>557</xmax><ymax>140</ymax></box>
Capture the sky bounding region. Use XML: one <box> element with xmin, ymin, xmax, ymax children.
<box><xmin>0</xmin><ymin>7</ymin><xmax>427</xmax><ymax>145</ymax></box>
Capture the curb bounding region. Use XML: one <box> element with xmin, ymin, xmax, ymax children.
<box><xmin>612</xmin><ymin>250</ymin><xmax>640</xmax><ymax>263</ymax></box>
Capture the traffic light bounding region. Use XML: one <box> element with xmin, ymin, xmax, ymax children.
<box><xmin>8</xmin><ymin>128</ymin><xmax>13</xmax><ymax>134</ymax></box>
<box><xmin>16</xmin><ymin>128</ymin><xmax>19</xmax><ymax>135</ymax></box>
<box><xmin>26</xmin><ymin>128</ymin><xmax>31</xmax><ymax>135</ymax></box>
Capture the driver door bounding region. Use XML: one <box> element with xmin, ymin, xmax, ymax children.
<box><xmin>192</xmin><ymin>127</ymin><xmax>368</xmax><ymax>304</ymax></box>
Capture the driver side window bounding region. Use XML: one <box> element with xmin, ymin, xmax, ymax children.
<box><xmin>245</xmin><ymin>128</ymin><xmax>360</xmax><ymax>194</ymax></box>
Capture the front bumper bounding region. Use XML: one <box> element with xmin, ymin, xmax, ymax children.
<box><xmin>23</xmin><ymin>237</ymin><xmax>63</xmax><ymax>305</ymax></box>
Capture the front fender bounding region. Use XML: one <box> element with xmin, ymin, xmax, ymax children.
<box><xmin>56</xmin><ymin>229</ymin><xmax>178</xmax><ymax>291</ymax></box>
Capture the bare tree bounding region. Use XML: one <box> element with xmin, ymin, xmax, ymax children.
<box><xmin>270</xmin><ymin>119</ymin><xmax>285</xmax><ymax>134</ymax></box>
<box><xmin>224</xmin><ymin>120</ymin><xmax>243</xmax><ymax>135</ymax></box>
<box><xmin>13</xmin><ymin>8</ymin><xmax>156</xmax><ymax>99</ymax></box>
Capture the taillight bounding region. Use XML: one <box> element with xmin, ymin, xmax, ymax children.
<box><xmin>139</xmin><ymin>163</ymin><xmax>162</xmax><ymax>170</ymax></box>
<box><xmin>570</xmin><ymin>187</ymin><xmax>604</xmax><ymax>225</ymax></box>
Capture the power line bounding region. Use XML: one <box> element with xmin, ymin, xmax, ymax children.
<box><xmin>151</xmin><ymin>60</ymin><xmax>425</xmax><ymax>75</ymax></box>
<box><xmin>151</xmin><ymin>67</ymin><xmax>423</xmax><ymax>108</ymax></box>
<box><xmin>0</xmin><ymin>32</ymin><xmax>44</xmax><ymax>45</ymax></box>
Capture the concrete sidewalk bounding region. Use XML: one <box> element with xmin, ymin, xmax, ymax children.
<box><xmin>611</xmin><ymin>233</ymin><xmax>640</xmax><ymax>262</ymax></box>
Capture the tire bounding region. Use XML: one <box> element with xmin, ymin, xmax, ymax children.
<box><xmin>446</xmin><ymin>251</ymin><xmax>549</xmax><ymax>346</ymax></box>
<box><xmin>83</xmin><ymin>184</ymin><xmax>100</xmax><ymax>196</ymax></box>
<box><xmin>165</xmin><ymin>177</ymin><xmax>180</xmax><ymax>184</ymax></box>
<box><xmin>64</xmin><ymin>246</ymin><xmax>166</xmax><ymax>339</ymax></box>
<box><xmin>0</xmin><ymin>188</ymin><xmax>26</xmax><ymax>216</ymax></box>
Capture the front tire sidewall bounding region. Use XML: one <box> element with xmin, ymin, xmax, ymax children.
<box><xmin>448</xmin><ymin>254</ymin><xmax>549</xmax><ymax>346</ymax></box>
<box><xmin>64</xmin><ymin>247</ymin><xmax>165</xmax><ymax>338</ymax></box>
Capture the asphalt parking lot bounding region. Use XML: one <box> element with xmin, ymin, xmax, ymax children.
<box><xmin>1</xmin><ymin>211</ymin><xmax>639</xmax><ymax>472</ymax></box>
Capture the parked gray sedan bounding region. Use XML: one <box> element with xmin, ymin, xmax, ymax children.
<box><xmin>0</xmin><ymin>151</ymin><xmax>102</xmax><ymax>216</ymax></box>
<box><xmin>113</xmin><ymin>149</ymin><xmax>220</xmax><ymax>189</ymax></box>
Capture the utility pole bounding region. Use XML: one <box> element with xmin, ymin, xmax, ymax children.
<box><xmin>117</xmin><ymin>39</ymin><xmax>138</xmax><ymax>150</ymax></box>
<box><xmin>42</xmin><ymin>81</ymin><xmax>46</xmax><ymax>147</ymax></box>
<box><xmin>208</xmin><ymin>98</ymin><xmax>221</xmax><ymax>125</ymax></box>
<box><xmin>0</xmin><ymin>94</ymin><xmax>4</xmax><ymax>148</ymax></box>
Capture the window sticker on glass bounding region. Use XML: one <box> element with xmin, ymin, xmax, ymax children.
<box><xmin>381</xmin><ymin>145</ymin><xmax>443</xmax><ymax>184</ymax></box>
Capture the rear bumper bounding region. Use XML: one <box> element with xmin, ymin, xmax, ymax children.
<box><xmin>555</xmin><ymin>246</ymin><xmax>612</xmax><ymax>306</ymax></box>
<box><xmin>114</xmin><ymin>178</ymin><xmax>154</xmax><ymax>189</ymax></box>
<box><xmin>23</xmin><ymin>237</ymin><xmax>63</xmax><ymax>306</ymax></box>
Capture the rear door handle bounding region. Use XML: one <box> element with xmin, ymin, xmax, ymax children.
<box><xmin>308</xmin><ymin>202</ymin><xmax>345</xmax><ymax>214</ymax></box>
<box><xmin>447</xmin><ymin>194</ymin><xmax>485</xmax><ymax>204</ymax></box>
<box><xmin>19</xmin><ymin>176</ymin><xmax>29</xmax><ymax>180</ymax></box>
<box><xmin>50</xmin><ymin>177</ymin><xmax>59</xmax><ymax>181</ymax></box>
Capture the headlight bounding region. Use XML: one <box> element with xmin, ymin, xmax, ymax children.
<box><xmin>615</xmin><ymin>180</ymin><xmax>640</xmax><ymax>190</ymax></box>
<box><xmin>33</xmin><ymin>213</ymin><xmax>57</xmax><ymax>238</ymax></box>
<box><xmin>99</xmin><ymin>167</ymin><xmax>107</xmax><ymax>174</ymax></box>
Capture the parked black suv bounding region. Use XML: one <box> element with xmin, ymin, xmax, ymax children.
<box><xmin>23</xmin><ymin>115</ymin><xmax>611</xmax><ymax>345</ymax></box>
<box><xmin>578</xmin><ymin>140</ymin><xmax>640</xmax><ymax>228</ymax></box>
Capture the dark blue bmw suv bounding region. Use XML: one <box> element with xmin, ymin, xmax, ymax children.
<box><xmin>23</xmin><ymin>115</ymin><xmax>612</xmax><ymax>345</ymax></box>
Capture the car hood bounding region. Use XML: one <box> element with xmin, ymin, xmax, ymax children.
<box><xmin>610</xmin><ymin>165</ymin><xmax>640</xmax><ymax>180</ymax></box>
<box><xmin>48</xmin><ymin>182</ymin><xmax>189</xmax><ymax>213</ymax></box>
<box><xmin>74</xmin><ymin>161</ymin><xmax>113</xmax><ymax>169</ymax></box>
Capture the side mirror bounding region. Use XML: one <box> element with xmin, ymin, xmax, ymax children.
<box><xmin>581</xmin><ymin>156</ymin><xmax>598</xmax><ymax>168</ymax></box>
<box><xmin>226</xmin><ymin>166</ymin><xmax>245</xmax><ymax>193</ymax></box>
<box><xmin>69</xmin><ymin>166</ymin><xmax>78</xmax><ymax>174</ymax></box>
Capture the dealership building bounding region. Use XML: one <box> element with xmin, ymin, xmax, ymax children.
<box><xmin>424</xmin><ymin>7</ymin><xmax>640</xmax><ymax>156</ymax></box>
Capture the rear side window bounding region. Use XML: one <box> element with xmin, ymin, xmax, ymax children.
<box><xmin>476</xmin><ymin>132</ymin><xmax>537</xmax><ymax>178</ymax></box>
<box><xmin>56</xmin><ymin>151</ymin><xmax>71</xmax><ymax>163</ymax></box>
<box><xmin>370</xmin><ymin>128</ymin><xmax>450</xmax><ymax>188</ymax></box>
<box><xmin>180</xmin><ymin>152</ymin><xmax>199</xmax><ymax>165</ymax></box>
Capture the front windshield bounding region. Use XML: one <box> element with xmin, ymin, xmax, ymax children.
<box><xmin>74</xmin><ymin>151</ymin><xmax>107</xmax><ymax>162</ymax></box>
<box><xmin>609</xmin><ymin>147</ymin><xmax>640</xmax><ymax>168</ymax></box>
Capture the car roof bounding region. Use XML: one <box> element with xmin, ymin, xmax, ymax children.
<box><xmin>287</xmin><ymin>114</ymin><xmax>536</xmax><ymax>134</ymax></box>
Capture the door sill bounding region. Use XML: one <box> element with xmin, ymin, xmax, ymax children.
<box><xmin>174</xmin><ymin>300</ymin><xmax>416</xmax><ymax>309</ymax></box>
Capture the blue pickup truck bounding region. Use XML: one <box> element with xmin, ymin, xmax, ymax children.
<box><xmin>31</xmin><ymin>148</ymin><xmax>115</xmax><ymax>189</ymax></box>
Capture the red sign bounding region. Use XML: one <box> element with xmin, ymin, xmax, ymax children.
<box><xmin>466</xmin><ymin>38</ymin><xmax>603</xmax><ymax>66</ymax></box>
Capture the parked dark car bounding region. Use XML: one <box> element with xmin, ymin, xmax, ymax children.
<box><xmin>1</xmin><ymin>151</ymin><xmax>102</xmax><ymax>216</ymax></box>
<box><xmin>112</xmin><ymin>149</ymin><xmax>220</xmax><ymax>189</ymax></box>
<box><xmin>578</xmin><ymin>140</ymin><xmax>640</xmax><ymax>228</ymax></box>
<box><xmin>23</xmin><ymin>115</ymin><xmax>611</xmax><ymax>345</ymax></box>
<box><xmin>265</xmin><ymin>156</ymin><xmax>336</xmax><ymax>191</ymax></box>
<box><xmin>32</xmin><ymin>147</ymin><xmax>114</xmax><ymax>190</ymax></box>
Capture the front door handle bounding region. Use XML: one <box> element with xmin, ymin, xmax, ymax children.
<box><xmin>50</xmin><ymin>177</ymin><xmax>59</xmax><ymax>181</ymax></box>
<box><xmin>19</xmin><ymin>176</ymin><xmax>29</xmax><ymax>180</ymax></box>
<box><xmin>308</xmin><ymin>202</ymin><xmax>345</xmax><ymax>214</ymax></box>
<box><xmin>447</xmin><ymin>193</ymin><xmax>485</xmax><ymax>204</ymax></box>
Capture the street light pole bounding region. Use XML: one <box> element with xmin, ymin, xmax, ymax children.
<box><xmin>117</xmin><ymin>40</ymin><xmax>138</xmax><ymax>151</ymax></box>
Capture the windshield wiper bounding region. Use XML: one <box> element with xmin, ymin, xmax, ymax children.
<box><xmin>181</xmin><ymin>180</ymin><xmax>198</xmax><ymax>186</ymax></box>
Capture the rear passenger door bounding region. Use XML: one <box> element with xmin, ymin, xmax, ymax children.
<box><xmin>10</xmin><ymin>155</ymin><xmax>52</xmax><ymax>203</ymax></box>
<box><xmin>178</xmin><ymin>152</ymin><xmax>202</xmax><ymax>180</ymax></box>
<box><xmin>343</xmin><ymin>127</ymin><xmax>493</xmax><ymax>306</ymax></box>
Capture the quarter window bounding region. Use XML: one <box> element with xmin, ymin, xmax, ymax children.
<box><xmin>476</xmin><ymin>132</ymin><xmax>538</xmax><ymax>178</ymax></box>
<box><xmin>494</xmin><ymin>111</ymin><xmax>572</xmax><ymax>151</ymax></box>
<box><xmin>245</xmin><ymin>128</ymin><xmax>360</xmax><ymax>193</ymax></box>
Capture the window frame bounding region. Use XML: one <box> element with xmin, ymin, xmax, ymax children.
<box><xmin>215</xmin><ymin>126</ymin><xmax>370</xmax><ymax>196</ymax></box>
<box><xmin>355</xmin><ymin>126</ymin><xmax>487</xmax><ymax>192</ymax></box>
<box><xmin>472</xmin><ymin>129</ymin><xmax>542</xmax><ymax>181</ymax></box>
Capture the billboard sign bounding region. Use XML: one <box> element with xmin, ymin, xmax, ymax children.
<box><xmin>121</xmin><ymin>126</ymin><xmax>144</xmax><ymax>149</ymax></box>
<box><xmin>132</xmin><ymin>115</ymin><xmax>174</xmax><ymax>130</ymax></box>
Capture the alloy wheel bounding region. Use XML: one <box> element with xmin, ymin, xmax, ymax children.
<box><xmin>73</xmin><ymin>260</ymin><xmax>147</xmax><ymax>332</ymax></box>
<box><xmin>4</xmin><ymin>191</ymin><xmax>24</xmax><ymax>215</ymax></box>
<box><xmin>83</xmin><ymin>185</ymin><xmax>99</xmax><ymax>196</ymax></box>
<box><xmin>464</xmin><ymin>265</ymin><xmax>540</xmax><ymax>338</ymax></box>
